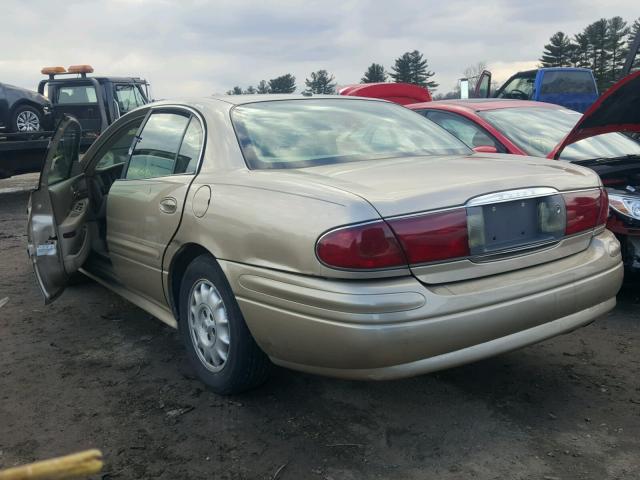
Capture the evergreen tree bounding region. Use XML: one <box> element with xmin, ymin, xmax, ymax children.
<box><xmin>361</xmin><ymin>63</ymin><xmax>386</xmax><ymax>83</ymax></box>
<box><xmin>304</xmin><ymin>70</ymin><xmax>337</xmax><ymax>94</ymax></box>
<box><xmin>256</xmin><ymin>80</ymin><xmax>270</xmax><ymax>94</ymax></box>
<box><xmin>244</xmin><ymin>86</ymin><xmax>257</xmax><ymax>94</ymax></box>
<box><xmin>540</xmin><ymin>32</ymin><xmax>573</xmax><ymax>67</ymax></box>
<box><xmin>226</xmin><ymin>86</ymin><xmax>243</xmax><ymax>95</ymax></box>
<box><xmin>390</xmin><ymin>52</ymin><xmax>413</xmax><ymax>83</ymax></box>
<box><xmin>584</xmin><ymin>19</ymin><xmax>611</xmax><ymax>90</ymax></box>
<box><xmin>607</xmin><ymin>16</ymin><xmax>629</xmax><ymax>84</ymax></box>
<box><xmin>390</xmin><ymin>50</ymin><xmax>438</xmax><ymax>90</ymax></box>
<box><xmin>628</xmin><ymin>17</ymin><xmax>640</xmax><ymax>71</ymax></box>
<box><xmin>268</xmin><ymin>74</ymin><xmax>296</xmax><ymax>93</ymax></box>
<box><xmin>571</xmin><ymin>32</ymin><xmax>591</xmax><ymax>67</ymax></box>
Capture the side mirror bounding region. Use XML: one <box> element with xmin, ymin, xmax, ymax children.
<box><xmin>472</xmin><ymin>145</ymin><xmax>498</xmax><ymax>154</ymax></box>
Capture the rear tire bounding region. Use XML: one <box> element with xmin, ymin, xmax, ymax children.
<box><xmin>178</xmin><ymin>254</ymin><xmax>271</xmax><ymax>394</ymax></box>
<box><xmin>12</xmin><ymin>105</ymin><xmax>43</xmax><ymax>132</ymax></box>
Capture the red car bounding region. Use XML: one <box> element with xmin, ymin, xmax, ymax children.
<box><xmin>341</xmin><ymin>73</ymin><xmax>640</xmax><ymax>272</ymax></box>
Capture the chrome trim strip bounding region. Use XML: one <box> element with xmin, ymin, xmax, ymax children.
<box><xmin>466</xmin><ymin>187</ymin><xmax>559</xmax><ymax>207</ymax></box>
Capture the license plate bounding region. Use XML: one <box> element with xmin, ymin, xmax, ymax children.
<box><xmin>467</xmin><ymin>195</ymin><xmax>565</xmax><ymax>256</ymax></box>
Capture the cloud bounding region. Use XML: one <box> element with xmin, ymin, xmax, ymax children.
<box><xmin>0</xmin><ymin>0</ymin><xmax>638</xmax><ymax>97</ymax></box>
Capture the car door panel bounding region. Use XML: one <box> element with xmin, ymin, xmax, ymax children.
<box><xmin>27</xmin><ymin>116</ymin><xmax>90</xmax><ymax>302</ymax></box>
<box><xmin>105</xmin><ymin>110</ymin><xmax>202</xmax><ymax>306</ymax></box>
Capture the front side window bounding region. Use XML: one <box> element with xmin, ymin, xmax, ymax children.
<box><xmin>56</xmin><ymin>85</ymin><xmax>97</xmax><ymax>104</ymax></box>
<box><xmin>125</xmin><ymin>112</ymin><xmax>191</xmax><ymax>180</ymax></box>
<box><xmin>94</xmin><ymin>118</ymin><xmax>144</xmax><ymax>170</ymax></box>
<box><xmin>479</xmin><ymin>106</ymin><xmax>640</xmax><ymax>160</ymax></box>
<box><xmin>495</xmin><ymin>73</ymin><xmax>535</xmax><ymax>100</ymax></box>
<box><xmin>231</xmin><ymin>99</ymin><xmax>469</xmax><ymax>169</ymax></box>
<box><xmin>48</xmin><ymin>121</ymin><xmax>81</xmax><ymax>186</ymax></box>
<box><xmin>421</xmin><ymin>110</ymin><xmax>503</xmax><ymax>151</ymax></box>
<box><xmin>115</xmin><ymin>85</ymin><xmax>146</xmax><ymax>113</ymax></box>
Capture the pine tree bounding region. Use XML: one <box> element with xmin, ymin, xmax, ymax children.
<box><xmin>571</xmin><ymin>33</ymin><xmax>591</xmax><ymax>67</ymax></box>
<box><xmin>607</xmin><ymin>16</ymin><xmax>629</xmax><ymax>84</ymax></box>
<box><xmin>390</xmin><ymin>52</ymin><xmax>412</xmax><ymax>83</ymax></box>
<box><xmin>304</xmin><ymin>70</ymin><xmax>337</xmax><ymax>94</ymax></box>
<box><xmin>584</xmin><ymin>19</ymin><xmax>611</xmax><ymax>90</ymax></box>
<box><xmin>226</xmin><ymin>86</ymin><xmax>243</xmax><ymax>95</ymax></box>
<box><xmin>390</xmin><ymin>50</ymin><xmax>438</xmax><ymax>90</ymax></box>
<box><xmin>244</xmin><ymin>86</ymin><xmax>257</xmax><ymax>94</ymax></box>
<box><xmin>540</xmin><ymin>32</ymin><xmax>573</xmax><ymax>67</ymax></box>
<box><xmin>268</xmin><ymin>74</ymin><xmax>296</xmax><ymax>93</ymax></box>
<box><xmin>361</xmin><ymin>63</ymin><xmax>386</xmax><ymax>83</ymax></box>
<box><xmin>628</xmin><ymin>17</ymin><xmax>640</xmax><ymax>71</ymax></box>
<box><xmin>256</xmin><ymin>80</ymin><xmax>270</xmax><ymax>94</ymax></box>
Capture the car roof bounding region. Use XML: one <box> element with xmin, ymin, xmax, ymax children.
<box><xmin>409</xmin><ymin>98</ymin><xmax>561</xmax><ymax>113</ymax></box>
<box><xmin>208</xmin><ymin>94</ymin><xmax>384</xmax><ymax>105</ymax></box>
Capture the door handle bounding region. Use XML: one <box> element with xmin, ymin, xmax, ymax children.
<box><xmin>159</xmin><ymin>197</ymin><xmax>178</xmax><ymax>214</ymax></box>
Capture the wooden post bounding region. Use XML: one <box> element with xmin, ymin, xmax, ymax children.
<box><xmin>0</xmin><ymin>449</ymin><xmax>103</xmax><ymax>480</ymax></box>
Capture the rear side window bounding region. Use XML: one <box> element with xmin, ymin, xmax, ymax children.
<box><xmin>540</xmin><ymin>71</ymin><xmax>596</xmax><ymax>95</ymax></box>
<box><xmin>56</xmin><ymin>86</ymin><xmax>97</xmax><ymax>104</ymax></box>
<box><xmin>421</xmin><ymin>110</ymin><xmax>503</xmax><ymax>152</ymax></box>
<box><xmin>126</xmin><ymin>112</ymin><xmax>189</xmax><ymax>180</ymax></box>
<box><xmin>175</xmin><ymin>117</ymin><xmax>204</xmax><ymax>174</ymax></box>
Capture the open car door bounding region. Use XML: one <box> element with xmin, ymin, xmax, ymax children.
<box><xmin>27</xmin><ymin>115</ymin><xmax>91</xmax><ymax>303</ymax></box>
<box><xmin>473</xmin><ymin>70</ymin><xmax>492</xmax><ymax>98</ymax></box>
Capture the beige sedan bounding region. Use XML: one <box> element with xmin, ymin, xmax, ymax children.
<box><xmin>27</xmin><ymin>95</ymin><xmax>623</xmax><ymax>394</ymax></box>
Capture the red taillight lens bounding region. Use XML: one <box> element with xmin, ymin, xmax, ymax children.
<box><xmin>597</xmin><ymin>188</ymin><xmax>609</xmax><ymax>226</ymax></box>
<box><xmin>316</xmin><ymin>221</ymin><xmax>407</xmax><ymax>269</ymax></box>
<box><xmin>387</xmin><ymin>209</ymin><xmax>470</xmax><ymax>264</ymax></box>
<box><xmin>563</xmin><ymin>188</ymin><xmax>608</xmax><ymax>235</ymax></box>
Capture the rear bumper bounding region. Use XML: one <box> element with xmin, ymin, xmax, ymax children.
<box><xmin>220</xmin><ymin>230</ymin><xmax>623</xmax><ymax>380</ymax></box>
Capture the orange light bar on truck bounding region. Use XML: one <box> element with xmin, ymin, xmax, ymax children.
<box><xmin>67</xmin><ymin>64</ymin><xmax>94</xmax><ymax>74</ymax></box>
<box><xmin>41</xmin><ymin>66</ymin><xmax>66</xmax><ymax>75</ymax></box>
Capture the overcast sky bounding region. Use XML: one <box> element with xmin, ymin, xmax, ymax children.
<box><xmin>1</xmin><ymin>0</ymin><xmax>638</xmax><ymax>98</ymax></box>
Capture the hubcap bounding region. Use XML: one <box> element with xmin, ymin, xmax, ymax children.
<box><xmin>188</xmin><ymin>280</ymin><xmax>230</xmax><ymax>372</ymax></box>
<box><xmin>16</xmin><ymin>110</ymin><xmax>40</xmax><ymax>132</ymax></box>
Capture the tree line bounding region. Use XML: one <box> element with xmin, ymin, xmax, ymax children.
<box><xmin>539</xmin><ymin>16</ymin><xmax>640</xmax><ymax>90</ymax></box>
<box><xmin>226</xmin><ymin>49</ymin><xmax>438</xmax><ymax>94</ymax></box>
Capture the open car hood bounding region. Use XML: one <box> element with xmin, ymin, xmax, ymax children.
<box><xmin>551</xmin><ymin>70</ymin><xmax>640</xmax><ymax>159</ymax></box>
<box><xmin>338</xmin><ymin>83</ymin><xmax>431</xmax><ymax>105</ymax></box>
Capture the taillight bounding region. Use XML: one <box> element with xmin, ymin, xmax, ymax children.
<box><xmin>563</xmin><ymin>188</ymin><xmax>608</xmax><ymax>235</ymax></box>
<box><xmin>387</xmin><ymin>209</ymin><xmax>470</xmax><ymax>264</ymax></box>
<box><xmin>597</xmin><ymin>188</ymin><xmax>609</xmax><ymax>226</ymax></box>
<box><xmin>316</xmin><ymin>221</ymin><xmax>407</xmax><ymax>269</ymax></box>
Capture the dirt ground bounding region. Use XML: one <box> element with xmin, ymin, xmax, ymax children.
<box><xmin>1</xmin><ymin>174</ymin><xmax>639</xmax><ymax>480</ymax></box>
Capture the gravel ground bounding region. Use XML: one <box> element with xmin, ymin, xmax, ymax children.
<box><xmin>0</xmin><ymin>174</ymin><xmax>639</xmax><ymax>480</ymax></box>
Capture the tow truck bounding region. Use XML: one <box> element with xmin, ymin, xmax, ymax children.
<box><xmin>0</xmin><ymin>65</ymin><xmax>150</xmax><ymax>178</ymax></box>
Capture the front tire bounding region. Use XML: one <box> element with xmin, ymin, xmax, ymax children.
<box><xmin>178</xmin><ymin>254</ymin><xmax>271</xmax><ymax>394</ymax></box>
<box><xmin>12</xmin><ymin>105</ymin><xmax>43</xmax><ymax>132</ymax></box>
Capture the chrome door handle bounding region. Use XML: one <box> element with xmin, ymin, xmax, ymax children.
<box><xmin>159</xmin><ymin>197</ymin><xmax>177</xmax><ymax>214</ymax></box>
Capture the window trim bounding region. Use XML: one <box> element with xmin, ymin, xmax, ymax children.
<box><xmin>121</xmin><ymin>105</ymin><xmax>207</xmax><ymax>181</ymax></box>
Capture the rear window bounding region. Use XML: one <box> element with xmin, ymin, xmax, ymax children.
<box><xmin>56</xmin><ymin>85</ymin><xmax>98</xmax><ymax>104</ymax></box>
<box><xmin>540</xmin><ymin>71</ymin><xmax>596</xmax><ymax>95</ymax></box>
<box><xmin>231</xmin><ymin>99</ymin><xmax>469</xmax><ymax>169</ymax></box>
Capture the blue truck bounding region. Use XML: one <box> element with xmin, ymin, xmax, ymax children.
<box><xmin>473</xmin><ymin>67</ymin><xmax>599</xmax><ymax>113</ymax></box>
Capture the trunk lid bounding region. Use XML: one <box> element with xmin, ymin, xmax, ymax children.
<box><xmin>292</xmin><ymin>154</ymin><xmax>603</xmax><ymax>283</ymax></box>
<box><xmin>551</xmin><ymin>70</ymin><xmax>640</xmax><ymax>159</ymax></box>
<box><xmin>294</xmin><ymin>154</ymin><xmax>599</xmax><ymax>217</ymax></box>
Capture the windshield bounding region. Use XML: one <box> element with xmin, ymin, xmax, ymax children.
<box><xmin>231</xmin><ymin>99</ymin><xmax>470</xmax><ymax>169</ymax></box>
<box><xmin>479</xmin><ymin>107</ymin><xmax>640</xmax><ymax>160</ymax></box>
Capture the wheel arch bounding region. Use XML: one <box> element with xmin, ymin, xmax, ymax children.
<box><xmin>167</xmin><ymin>243</ymin><xmax>217</xmax><ymax>321</ymax></box>
<box><xmin>10</xmin><ymin>99</ymin><xmax>45</xmax><ymax>117</ymax></box>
